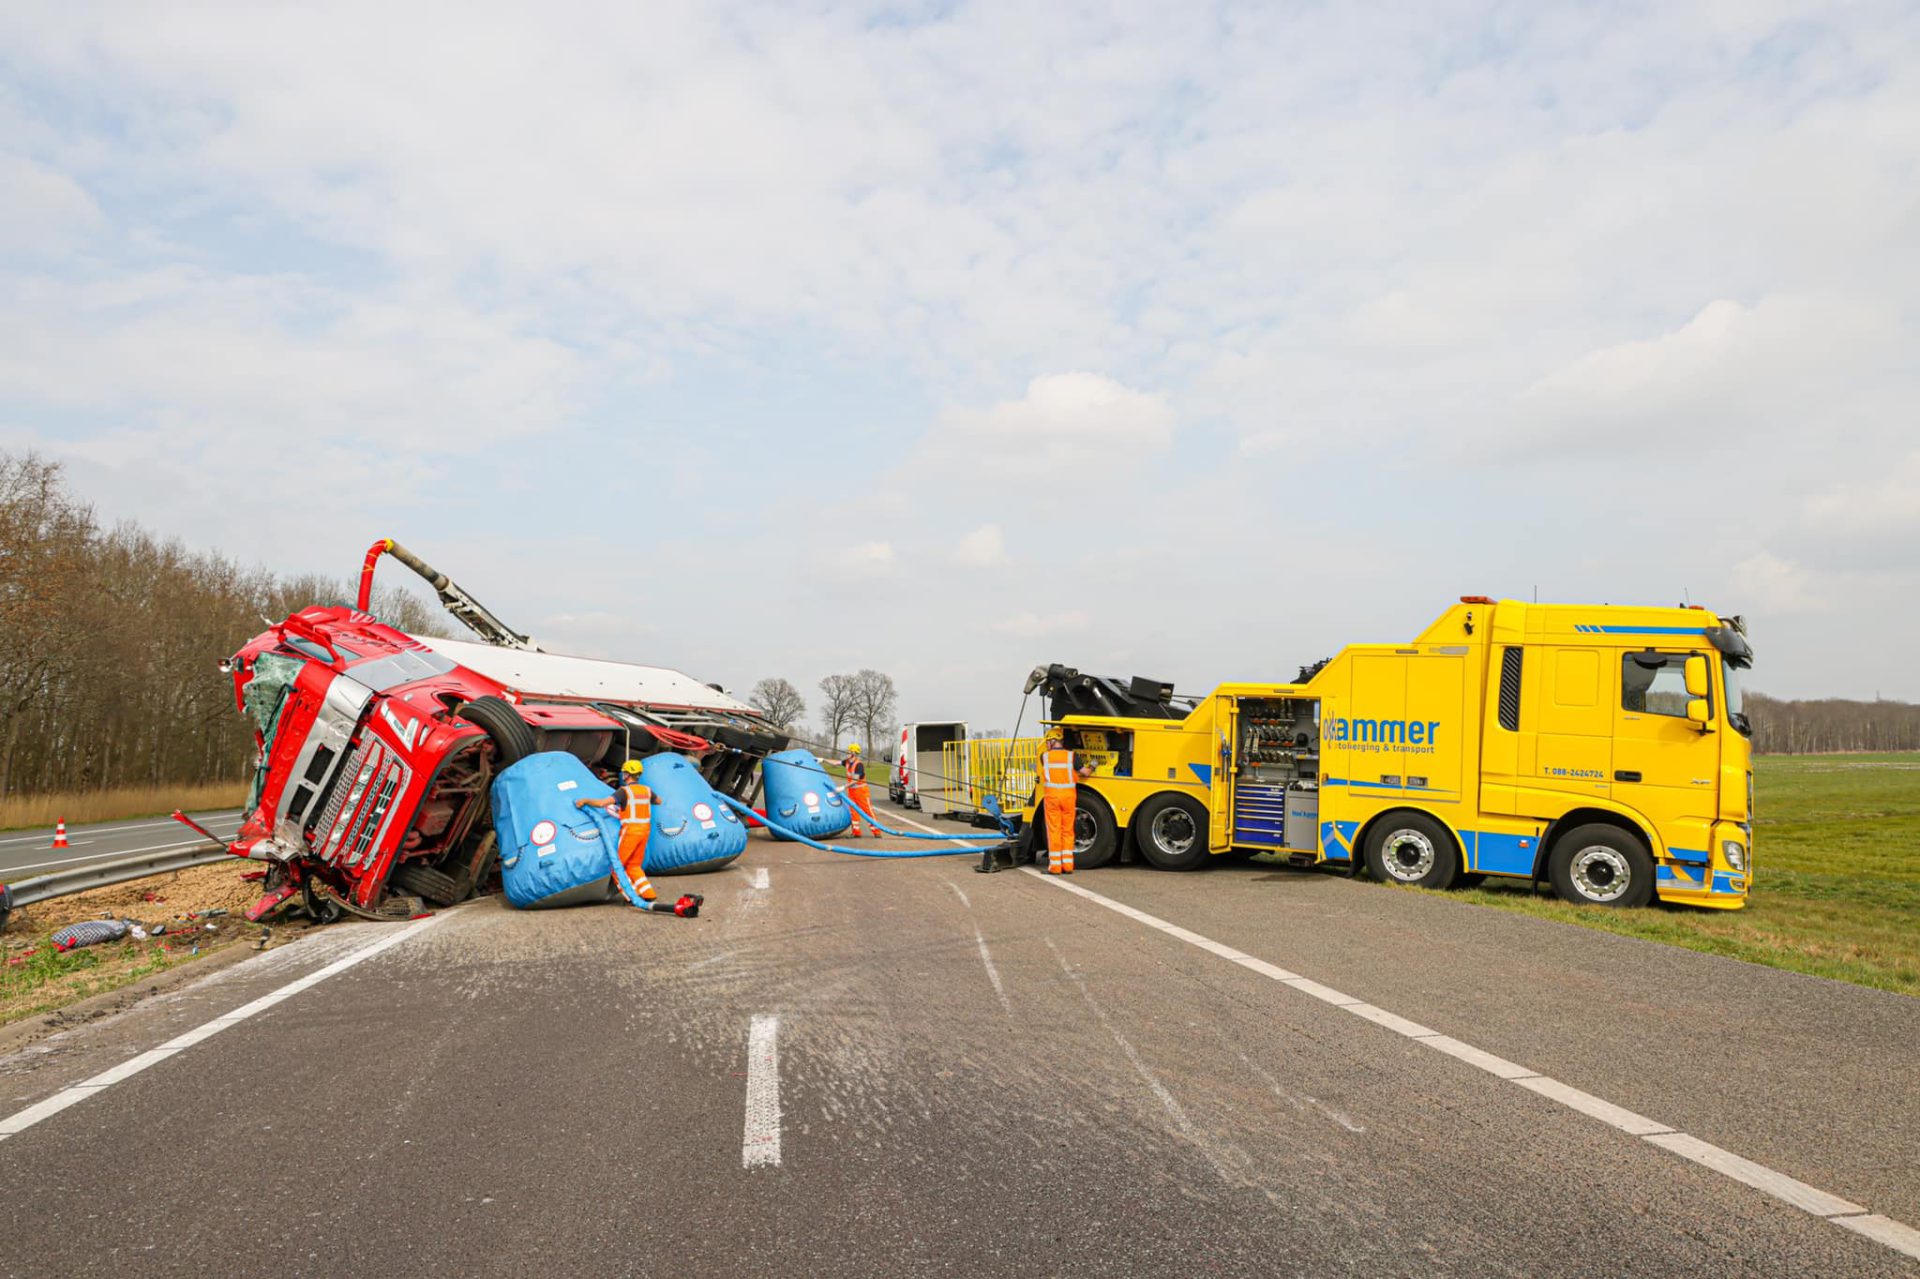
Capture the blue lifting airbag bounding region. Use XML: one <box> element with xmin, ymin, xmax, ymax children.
<box><xmin>760</xmin><ymin>749</ymin><xmax>852</xmax><ymax>843</ymax></box>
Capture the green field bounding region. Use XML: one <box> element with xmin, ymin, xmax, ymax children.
<box><xmin>1426</xmin><ymin>753</ymin><xmax>1920</xmax><ymax>996</ymax></box>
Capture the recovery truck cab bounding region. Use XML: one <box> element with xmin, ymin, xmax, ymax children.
<box><xmin>224</xmin><ymin>540</ymin><xmax>782</xmax><ymax>922</ymax></box>
<box><xmin>1021</xmin><ymin>598</ymin><xmax>1755</xmax><ymax>910</ymax></box>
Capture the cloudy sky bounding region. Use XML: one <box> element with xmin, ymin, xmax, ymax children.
<box><xmin>3</xmin><ymin>1</ymin><xmax>1916</xmax><ymax>731</ymax></box>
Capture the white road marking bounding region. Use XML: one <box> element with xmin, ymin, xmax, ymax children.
<box><xmin>742</xmin><ymin>1014</ymin><xmax>783</xmax><ymax>1169</ymax></box>
<box><xmin>943</xmin><ymin>881</ymin><xmax>1008</xmax><ymax>1013</ymax></box>
<box><xmin>973</xmin><ymin>926</ymin><xmax>1012</xmax><ymax>1015</ymax></box>
<box><xmin>1023</xmin><ymin>868</ymin><xmax>1920</xmax><ymax>1263</ymax></box>
<box><xmin>1047</xmin><ymin>939</ymin><xmax>1238</xmax><ymax>1183</ymax></box>
<box><xmin>1</xmin><ymin>830</ymin><xmax>241</xmax><ymax>878</ymax></box>
<box><xmin>1233</xmin><ymin>1048</ymin><xmax>1367</xmax><ymax>1134</ymax></box>
<box><xmin>0</xmin><ymin>811</ymin><xmax>243</xmax><ymax>847</ymax></box>
<box><xmin>0</xmin><ymin>913</ymin><xmax>442</xmax><ymax>1142</ymax></box>
<box><xmin>876</xmin><ymin>805</ymin><xmax>945</xmax><ymax>835</ymax></box>
<box><xmin>748</xmin><ymin>866</ymin><xmax>770</xmax><ymax>890</ymax></box>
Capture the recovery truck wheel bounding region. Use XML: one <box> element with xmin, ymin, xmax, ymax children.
<box><xmin>1547</xmin><ymin>824</ymin><xmax>1654</xmax><ymax>907</ymax></box>
<box><xmin>1132</xmin><ymin>792</ymin><xmax>1210</xmax><ymax>871</ymax></box>
<box><xmin>457</xmin><ymin>696</ymin><xmax>537</xmax><ymax>766</ymax></box>
<box><xmin>1363</xmin><ymin>812</ymin><xmax>1460</xmax><ymax>890</ymax></box>
<box><xmin>1070</xmin><ymin>792</ymin><xmax>1121</xmax><ymax>869</ymax></box>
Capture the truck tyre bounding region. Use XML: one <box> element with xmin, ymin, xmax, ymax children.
<box><xmin>393</xmin><ymin>861</ymin><xmax>467</xmax><ymax>906</ymax></box>
<box><xmin>1547</xmin><ymin>824</ymin><xmax>1654</xmax><ymax>907</ymax></box>
<box><xmin>1133</xmin><ymin>792</ymin><xmax>1211</xmax><ymax>871</ymax></box>
<box><xmin>1068</xmin><ymin>791</ymin><xmax>1121</xmax><ymax>869</ymax></box>
<box><xmin>1363</xmin><ymin>812</ymin><xmax>1460</xmax><ymax>889</ymax></box>
<box><xmin>458</xmin><ymin>696</ymin><xmax>536</xmax><ymax>767</ymax></box>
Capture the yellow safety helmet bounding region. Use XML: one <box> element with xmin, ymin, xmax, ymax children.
<box><xmin>1045</xmin><ymin>727</ymin><xmax>1065</xmax><ymax>744</ymax></box>
<box><xmin>621</xmin><ymin>759</ymin><xmax>645</xmax><ymax>776</ymax></box>
<box><xmin>847</xmin><ymin>743</ymin><xmax>861</xmax><ymax>754</ymax></box>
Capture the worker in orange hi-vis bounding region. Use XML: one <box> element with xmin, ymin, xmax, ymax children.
<box><xmin>575</xmin><ymin>758</ymin><xmax>658</xmax><ymax>901</ymax></box>
<box><xmin>841</xmin><ymin>743</ymin><xmax>880</xmax><ymax>838</ymax></box>
<box><xmin>1039</xmin><ymin>729</ymin><xmax>1093</xmax><ymax>874</ymax></box>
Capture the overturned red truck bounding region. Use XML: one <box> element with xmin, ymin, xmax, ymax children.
<box><xmin>220</xmin><ymin>539</ymin><xmax>784</xmax><ymax>921</ymax></box>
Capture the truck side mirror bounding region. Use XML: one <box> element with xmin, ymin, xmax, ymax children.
<box><xmin>1686</xmin><ymin>698</ymin><xmax>1713</xmax><ymax>730</ymax></box>
<box><xmin>1684</xmin><ymin>655</ymin><xmax>1710</xmax><ymax>698</ymax></box>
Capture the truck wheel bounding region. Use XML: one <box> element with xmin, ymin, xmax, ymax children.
<box><xmin>458</xmin><ymin>696</ymin><xmax>536</xmax><ymax>766</ymax></box>
<box><xmin>393</xmin><ymin>861</ymin><xmax>467</xmax><ymax>906</ymax></box>
<box><xmin>1548</xmin><ymin>824</ymin><xmax>1653</xmax><ymax>907</ymax></box>
<box><xmin>1363</xmin><ymin>813</ymin><xmax>1460</xmax><ymax>889</ymax></box>
<box><xmin>1133</xmin><ymin>793</ymin><xmax>1211</xmax><ymax>871</ymax></box>
<box><xmin>1068</xmin><ymin>792</ymin><xmax>1120</xmax><ymax>869</ymax></box>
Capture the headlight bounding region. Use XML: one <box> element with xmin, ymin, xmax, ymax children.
<box><xmin>1721</xmin><ymin>840</ymin><xmax>1747</xmax><ymax>872</ymax></box>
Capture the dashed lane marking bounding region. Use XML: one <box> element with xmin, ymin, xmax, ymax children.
<box><xmin>742</xmin><ymin>1014</ymin><xmax>783</xmax><ymax>1169</ymax></box>
<box><xmin>1023</xmin><ymin>868</ymin><xmax>1920</xmax><ymax>1264</ymax></box>
<box><xmin>0</xmin><ymin>912</ymin><xmax>443</xmax><ymax>1143</ymax></box>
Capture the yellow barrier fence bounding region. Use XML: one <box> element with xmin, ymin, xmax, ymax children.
<box><xmin>940</xmin><ymin>737</ymin><xmax>1043</xmax><ymax>815</ymax></box>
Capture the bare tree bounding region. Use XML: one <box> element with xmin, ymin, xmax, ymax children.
<box><xmin>748</xmin><ymin>677</ymin><xmax>807</xmax><ymax>731</ymax></box>
<box><xmin>818</xmin><ymin>674</ymin><xmax>861</xmax><ymax>750</ymax></box>
<box><xmin>0</xmin><ymin>447</ymin><xmax>466</xmax><ymax>800</ymax></box>
<box><xmin>849</xmin><ymin>669</ymin><xmax>898</xmax><ymax>757</ymax></box>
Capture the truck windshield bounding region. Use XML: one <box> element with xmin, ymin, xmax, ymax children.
<box><xmin>1723</xmin><ymin>659</ymin><xmax>1751</xmax><ymax>737</ymax></box>
<box><xmin>242</xmin><ymin>652</ymin><xmax>306</xmax><ymax>811</ymax></box>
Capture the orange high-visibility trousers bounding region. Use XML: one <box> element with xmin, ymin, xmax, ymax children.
<box><xmin>846</xmin><ymin>782</ymin><xmax>879</xmax><ymax>836</ymax></box>
<box><xmin>1043</xmin><ymin>791</ymin><xmax>1076</xmax><ymax>873</ymax></box>
<box><xmin>617</xmin><ymin>824</ymin><xmax>657</xmax><ymax>900</ymax></box>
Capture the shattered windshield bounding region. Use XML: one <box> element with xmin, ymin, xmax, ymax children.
<box><xmin>242</xmin><ymin>652</ymin><xmax>306</xmax><ymax>811</ymax></box>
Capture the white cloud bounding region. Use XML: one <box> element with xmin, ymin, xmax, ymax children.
<box><xmin>2</xmin><ymin>1</ymin><xmax>1918</xmax><ymax>711</ymax></box>
<box><xmin>991</xmin><ymin>610</ymin><xmax>1089</xmax><ymax>638</ymax></box>
<box><xmin>833</xmin><ymin>540</ymin><xmax>896</xmax><ymax>577</ymax></box>
<box><xmin>1805</xmin><ymin>451</ymin><xmax>1920</xmax><ymax>540</ymax></box>
<box><xmin>1728</xmin><ymin>551</ymin><xmax>1824</xmax><ymax>617</ymax></box>
<box><xmin>953</xmin><ymin>523</ymin><xmax>1008</xmax><ymax>568</ymax></box>
<box><xmin>1515</xmin><ymin>295</ymin><xmax>1899</xmax><ymax>440</ymax></box>
<box><xmin>929</xmin><ymin>373</ymin><xmax>1173</xmax><ymax>472</ymax></box>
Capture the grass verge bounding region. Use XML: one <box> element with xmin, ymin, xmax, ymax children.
<box><xmin>1424</xmin><ymin>753</ymin><xmax>1920</xmax><ymax>997</ymax></box>
<box><xmin>1</xmin><ymin>860</ymin><xmax>268</xmax><ymax>1026</ymax></box>
<box><xmin>0</xmin><ymin>782</ymin><xmax>248</xmax><ymax>833</ymax></box>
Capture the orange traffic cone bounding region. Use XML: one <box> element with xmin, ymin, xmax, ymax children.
<box><xmin>52</xmin><ymin>819</ymin><xmax>68</xmax><ymax>849</ymax></box>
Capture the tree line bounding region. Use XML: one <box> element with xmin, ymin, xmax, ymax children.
<box><xmin>0</xmin><ymin>451</ymin><xmax>443</xmax><ymax>798</ymax></box>
<box><xmin>748</xmin><ymin>670</ymin><xmax>899</xmax><ymax>756</ymax></box>
<box><xmin>1746</xmin><ymin>691</ymin><xmax>1920</xmax><ymax>755</ymax></box>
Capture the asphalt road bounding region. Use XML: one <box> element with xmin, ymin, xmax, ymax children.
<box><xmin>1</xmin><ymin>798</ymin><xmax>1914</xmax><ymax>1277</ymax></box>
<box><xmin>0</xmin><ymin>810</ymin><xmax>244</xmax><ymax>882</ymax></box>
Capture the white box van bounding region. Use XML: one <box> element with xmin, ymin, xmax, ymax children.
<box><xmin>889</xmin><ymin>722</ymin><xmax>968</xmax><ymax>812</ymax></box>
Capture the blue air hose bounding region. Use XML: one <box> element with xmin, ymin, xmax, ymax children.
<box><xmin>750</xmin><ymin>748</ymin><xmax>1016</xmax><ymax>842</ymax></box>
<box><xmin>717</xmin><ymin>794</ymin><xmax>1002</xmax><ymax>859</ymax></box>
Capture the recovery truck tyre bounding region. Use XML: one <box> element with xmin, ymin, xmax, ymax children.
<box><xmin>1070</xmin><ymin>791</ymin><xmax>1121</xmax><ymax>869</ymax></box>
<box><xmin>1132</xmin><ymin>792</ymin><xmax>1211</xmax><ymax>871</ymax></box>
<box><xmin>1547</xmin><ymin>824</ymin><xmax>1654</xmax><ymax>907</ymax></box>
<box><xmin>457</xmin><ymin>695</ymin><xmax>537</xmax><ymax>766</ymax></box>
<box><xmin>1363</xmin><ymin>812</ymin><xmax>1460</xmax><ymax>890</ymax></box>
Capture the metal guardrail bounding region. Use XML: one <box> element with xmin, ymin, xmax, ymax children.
<box><xmin>0</xmin><ymin>843</ymin><xmax>233</xmax><ymax>930</ymax></box>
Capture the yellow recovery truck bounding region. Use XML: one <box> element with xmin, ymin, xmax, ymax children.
<box><xmin>1019</xmin><ymin>598</ymin><xmax>1755</xmax><ymax>909</ymax></box>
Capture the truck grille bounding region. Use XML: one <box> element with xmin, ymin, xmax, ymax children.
<box><xmin>311</xmin><ymin>740</ymin><xmax>411</xmax><ymax>868</ymax></box>
<box><xmin>315</xmin><ymin>742</ymin><xmax>377</xmax><ymax>862</ymax></box>
<box><xmin>347</xmin><ymin>764</ymin><xmax>404</xmax><ymax>867</ymax></box>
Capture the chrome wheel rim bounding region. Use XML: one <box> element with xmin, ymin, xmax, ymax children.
<box><xmin>1382</xmin><ymin>829</ymin><xmax>1435</xmax><ymax>882</ymax></box>
<box><xmin>1074</xmin><ymin>810</ymin><xmax>1096</xmax><ymax>853</ymax></box>
<box><xmin>1150</xmin><ymin>808</ymin><xmax>1197</xmax><ymax>856</ymax></box>
<box><xmin>1571</xmin><ymin>846</ymin><xmax>1631</xmax><ymax>902</ymax></box>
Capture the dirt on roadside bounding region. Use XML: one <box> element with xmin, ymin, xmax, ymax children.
<box><xmin>1</xmin><ymin>861</ymin><xmax>316</xmax><ymax>1027</ymax></box>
